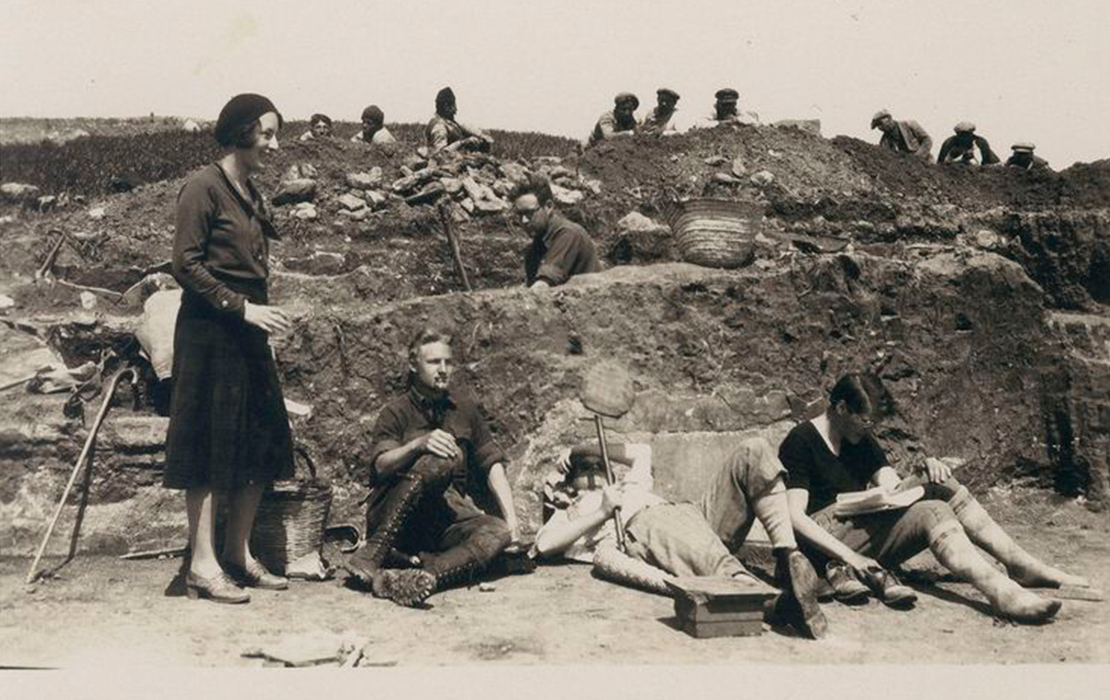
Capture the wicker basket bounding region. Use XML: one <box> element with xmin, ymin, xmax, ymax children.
<box><xmin>250</xmin><ymin>444</ymin><xmax>332</xmax><ymax>574</ymax></box>
<box><xmin>662</xmin><ymin>198</ymin><xmax>763</xmax><ymax>269</ymax></box>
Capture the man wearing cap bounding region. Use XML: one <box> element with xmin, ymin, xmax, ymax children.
<box><xmin>510</xmin><ymin>174</ymin><xmax>602</xmax><ymax>289</ymax></box>
<box><xmin>1006</xmin><ymin>142</ymin><xmax>1049</xmax><ymax>171</ymax></box>
<box><xmin>938</xmin><ymin>122</ymin><xmax>1001</xmax><ymax>166</ymax></box>
<box><xmin>692</xmin><ymin>89</ymin><xmax>760</xmax><ymax>129</ymax></box>
<box><xmin>640</xmin><ymin>88</ymin><xmax>682</xmax><ymax>137</ymax></box>
<box><xmin>299</xmin><ymin>113</ymin><xmax>333</xmax><ymax>141</ymax></box>
<box><xmin>870</xmin><ymin>110</ymin><xmax>933</xmax><ymax>162</ymax></box>
<box><xmin>426</xmin><ymin>87</ymin><xmax>493</xmax><ymax>155</ymax></box>
<box><xmin>350</xmin><ymin>105</ymin><xmax>397</xmax><ymax>145</ymax></box>
<box><xmin>587</xmin><ymin>92</ymin><xmax>640</xmax><ymax>146</ymax></box>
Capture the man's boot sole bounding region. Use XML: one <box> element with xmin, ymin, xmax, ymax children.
<box><xmin>784</xmin><ymin>552</ymin><xmax>828</xmax><ymax>639</ymax></box>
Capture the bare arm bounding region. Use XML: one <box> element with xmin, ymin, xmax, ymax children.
<box><xmin>373</xmin><ymin>429</ymin><xmax>459</xmax><ymax>481</ymax></box>
<box><xmin>786</xmin><ymin>488</ymin><xmax>878</xmax><ymax>573</ymax></box>
<box><xmin>534</xmin><ymin>485</ymin><xmax>620</xmax><ymax>557</ymax></box>
<box><xmin>486</xmin><ymin>462</ymin><xmax>521</xmax><ymax>546</ymax></box>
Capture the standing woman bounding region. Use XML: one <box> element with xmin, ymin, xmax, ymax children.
<box><xmin>165</xmin><ymin>94</ymin><xmax>294</xmax><ymax>603</ymax></box>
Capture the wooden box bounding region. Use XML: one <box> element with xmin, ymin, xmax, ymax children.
<box><xmin>666</xmin><ymin>576</ymin><xmax>777</xmax><ymax>639</ymax></box>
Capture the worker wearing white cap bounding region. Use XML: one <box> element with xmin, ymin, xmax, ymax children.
<box><xmin>870</xmin><ymin>109</ymin><xmax>933</xmax><ymax>162</ymax></box>
<box><xmin>938</xmin><ymin>121</ymin><xmax>1001</xmax><ymax>166</ymax></box>
<box><xmin>1005</xmin><ymin>142</ymin><xmax>1050</xmax><ymax>171</ymax></box>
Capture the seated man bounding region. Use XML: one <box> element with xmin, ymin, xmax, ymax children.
<box><xmin>692</xmin><ymin>88</ymin><xmax>760</xmax><ymax>129</ymax></box>
<box><xmin>640</xmin><ymin>88</ymin><xmax>682</xmax><ymax>137</ymax></box>
<box><xmin>426</xmin><ymin>87</ymin><xmax>493</xmax><ymax>155</ymax></box>
<box><xmin>870</xmin><ymin>109</ymin><xmax>933</xmax><ymax>161</ymax></box>
<box><xmin>937</xmin><ymin>122</ymin><xmax>1001</xmax><ymax>165</ymax></box>
<box><xmin>350</xmin><ymin>105</ymin><xmax>397</xmax><ymax>145</ymax></box>
<box><xmin>510</xmin><ymin>175</ymin><xmax>602</xmax><ymax>289</ymax></box>
<box><xmin>343</xmin><ymin>327</ymin><xmax>520</xmax><ymax>606</ymax></box>
<box><xmin>586</xmin><ymin>92</ymin><xmax>639</xmax><ymax>146</ymax></box>
<box><xmin>533</xmin><ymin>438</ymin><xmax>828</xmax><ymax>639</ymax></box>
<box><xmin>782</xmin><ymin>373</ymin><xmax>1089</xmax><ymax>624</ymax></box>
<box><xmin>1006</xmin><ymin>142</ymin><xmax>1050</xmax><ymax>171</ymax></box>
<box><xmin>299</xmin><ymin>113</ymin><xmax>333</xmax><ymax>141</ymax></box>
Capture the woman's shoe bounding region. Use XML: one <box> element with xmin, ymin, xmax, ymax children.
<box><xmin>185</xmin><ymin>571</ymin><xmax>251</xmax><ymax>604</ymax></box>
<box><xmin>224</xmin><ymin>559</ymin><xmax>289</xmax><ymax>590</ymax></box>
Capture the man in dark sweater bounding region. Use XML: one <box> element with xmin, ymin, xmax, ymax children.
<box><xmin>343</xmin><ymin>327</ymin><xmax>520</xmax><ymax>606</ymax></box>
<box><xmin>510</xmin><ymin>175</ymin><xmax>602</xmax><ymax>289</ymax></box>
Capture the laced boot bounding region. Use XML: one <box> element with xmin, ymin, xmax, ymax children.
<box><xmin>343</xmin><ymin>475</ymin><xmax>426</xmax><ymax>586</ymax></box>
<box><xmin>371</xmin><ymin>569</ymin><xmax>437</xmax><ymax>607</ymax></box>
<box><xmin>930</xmin><ymin>524</ymin><xmax>1062</xmax><ymax>624</ymax></box>
<box><xmin>950</xmin><ymin>489</ymin><xmax>1089</xmax><ymax>589</ymax></box>
<box><xmin>421</xmin><ymin>545</ymin><xmax>484</xmax><ymax>593</ymax></box>
<box><xmin>772</xmin><ymin>548</ymin><xmax>828</xmax><ymax>640</ymax></box>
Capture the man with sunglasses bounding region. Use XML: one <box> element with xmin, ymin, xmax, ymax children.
<box><xmin>510</xmin><ymin>175</ymin><xmax>602</xmax><ymax>289</ymax></box>
<box><xmin>781</xmin><ymin>373</ymin><xmax>1086</xmax><ymax>623</ymax></box>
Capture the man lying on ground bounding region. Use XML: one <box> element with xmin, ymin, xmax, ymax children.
<box><xmin>937</xmin><ymin>121</ymin><xmax>1001</xmax><ymax>165</ymax></box>
<box><xmin>782</xmin><ymin>372</ymin><xmax>1089</xmax><ymax>624</ymax></box>
<box><xmin>691</xmin><ymin>88</ymin><xmax>760</xmax><ymax>129</ymax></box>
<box><xmin>587</xmin><ymin>92</ymin><xmax>640</xmax><ymax>146</ymax></box>
<box><xmin>342</xmin><ymin>327</ymin><xmax>521</xmax><ymax>606</ymax></box>
<box><xmin>532</xmin><ymin>438</ymin><xmax>828</xmax><ymax>639</ymax></box>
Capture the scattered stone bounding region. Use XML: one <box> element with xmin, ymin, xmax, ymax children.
<box><xmin>0</xmin><ymin>215</ymin><xmax>15</xmax><ymax>225</ymax></box>
<box><xmin>618</xmin><ymin>212</ymin><xmax>668</xmax><ymax>235</ymax></box>
<box><xmin>79</xmin><ymin>291</ymin><xmax>98</xmax><ymax>310</ymax></box>
<box><xmin>272</xmin><ymin>178</ymin><xmax>317</xmax><ymax>206</ymax></box>
<box><xmin>704</xmin><ymin>155</ymin><xmax>729</xmax><ymax>166</ymax></box>
<box><xmin>491</xmin><ymin>179</ymin><xmax>513</xmax><ymax>198</ymax></box>
<box><xmin>551</xmin><ymin>184</ymin><xmax>584</xmax><ymax>205</ymax></box>
<box><xmin>499</xmin><ymin>162</ymin><xmax>528</xmax><ymax>184</ymax></box>
<box><xmin>88</xmin><ymin>206</ymin><xmax>107</xmax><ymax>220</ymax></box>
<box><xmin>182</xmin><ymin>119</ymin><xmax>201</xmax><ymax>133</ymax></box>
<box><xmin>346</xmin><ymin>172</ymin><xmax>380</xmax><ymax>190</ymax></box>
<box><xmin>772</xmin><ymin>119</ymin><xmax>822</xmax><ymax>136</ymax></box>
<box><xmin>338</xmin><ymin>193</ymin><xmax>368</xmax><ymax>211</ymax></box>
<box><xmin>713</xmin><ymin>172</ymin><xmax>739</xmax><ymax>185</ymax></box>
<box><xmin>478</xmin><ymin>582</ymin><xmax>496</xmax><ymax>592</ymax></box>
<box><xmin>459</xmin><ymin>197</ymin><xmax>475</xmax><ymax>214</ymax></box>
<box><xmin>546</xmin><ymin>165</ymin><xmax>575</xmax><ymax>180</ymax></box>
<box><xmin>404</xmin><ymin>155</ymin><xmax>429</xmax><ymax>172</ymax></box>
<box><xmin>337</xmin><ymin>208</ymin><xmax>369</xmax><ymax>221</ymax></box>
<box><xmin>750</xmin><ymin>170</ymin><xmax>775</xmax><ymax>187</ymax></box>
<box><xmin>365</xmin><ymin>190</ymin><xmax>388</xmax><ymax>209</ymax></box>
<box><xmin>293</xmin><ymin>203</ymin><xmax>318</xmax><ymax>220</ymax></box>
<box><xmin>37</xmin><ymin>195</ymin><xmax>57</xmax><ymax>212</ymax></box>
<box><xmin>973</xmin><ymin>229</ymin><xmax>1003</xmax><ymax>250</ymax></box>
<box><xmin>441</xmin><ymin>177</ymin><xmax>463</xmax><ymax>196</ymax></box>
<box><xmin>0</xmin><ymin>293</ymin><xmax>15</xmax><ymax>309</ymax></box>
<box><xmin>582</xmin><ymin>179</ymin><xmax>602</xmax><ymax>194</ymax></box>
<box><xmin>405</xmin><ymin>183</ymin><xmax>446</xmax><ymax>206</ymax></box>
<box><xmin>731</xmin><ymin>156</ymin><xmax>747</xmax><ymax>178</ymax></box>
<box><xmin>1</xmin><ymin>182</ymin><xmax>41</xmax><ymax>205</ymax></box>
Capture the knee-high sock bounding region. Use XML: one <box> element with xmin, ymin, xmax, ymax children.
<box><xmin>928</xmin><ymin>521</ymin><xmax>1061</xmax><ymax>624</ymax></box>
<box><xmin>949</xmin><ymin>487</ymin><xmax>1088</xmax><ymax>588</ymax></box>
<box><xmin>752</xmin><ymin>481</ymin><xmax>798</xmax><ymax>551</ymax></box>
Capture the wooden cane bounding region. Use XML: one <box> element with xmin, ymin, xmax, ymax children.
<box><xmin>437</xmin><ymin>202</ymin><xmax>472</xmax><ymax>292</ymax></box>
<box><xmin>25</xmin><ymin>367</ymin><xmax>137</xmax><ymax>585</ymax></box>
<box><xmin>593</xmin><ymin>413</ymin><xmax>628</xmax><ymax>551</ymax></box>
<box><xmin>580</xmin><ymin>360</ymin><xmax>637</xmax><ymax>554</ymax></box>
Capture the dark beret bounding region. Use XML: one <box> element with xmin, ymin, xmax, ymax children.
<box><xmin>715</xmin><ymin>88</ymin><xmax>740</xmax><ymax>102</ymax></box>
<box><xmin>214</xmin><ymin>93</ymin><xmax>282</xmax><ymax>147</ymax></box>
<box><xmin>657</xmin><ymin>88</ymin><xmax>680</xmax><ymax>102</ymax></box>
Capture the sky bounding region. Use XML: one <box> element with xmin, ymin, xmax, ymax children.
<box><xmin>2</xmin><ymin>0</ymin><xmax>1109</xmax><ymax>166</ymax></box>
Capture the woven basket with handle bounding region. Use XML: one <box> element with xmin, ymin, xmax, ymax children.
<box><xmin>250</xmin><ymin>444</ymin><xmax>332</xmax><ymax>575</ymax></box>
<box><xmin>662</xmin><ymin>198</ymin><xmax>763</xmax><ymax>269</ymax></box>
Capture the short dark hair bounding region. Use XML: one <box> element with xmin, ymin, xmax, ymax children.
<box><xmin>829</xmin><ymin>372</ymin><xmax>894</xmax><ymax>419</ymax></box>
<box><xmin>226</xmin><ymin>119</ymin><xmax>261</xmax><ymax>149</ymax></box>
<box><xmin>309</xmin><ymin>113</ymin><xmax>332</xmax><ymax>127</ymax></box>
<box><xmin>407</xmin><ymin>327</ymin><xmax>453</xmax><ymax>365</ymax></box>
<box><xmin>508</xmin><ymin>173</ymin><xmax>553</xmax><ymax>206</ymax></box>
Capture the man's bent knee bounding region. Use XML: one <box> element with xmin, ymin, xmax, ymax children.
<box><xmin>408</xmin><ymin>452</ymin><xmax>463</xmax><ymax>486</ymax></box>
<box><xmin>469</xmin><ymin>517</ymin><xmax>511</xmax><ymax>563</ymax></box>
<box><xmin>728</xmin><ymin>436</ymin><xmax>785</xmax><ymax>496</ymax></box>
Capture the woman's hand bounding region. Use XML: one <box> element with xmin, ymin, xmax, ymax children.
<box><xmin>243</xmin><ymin>301</ymin><xmax>292</xmax><ymax>335</ymax></box>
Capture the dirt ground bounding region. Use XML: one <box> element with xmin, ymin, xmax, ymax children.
<box><xmin>2</xmin><ymin>500</ymin><xmax>1107</xmax><ymax>669</ymax></box>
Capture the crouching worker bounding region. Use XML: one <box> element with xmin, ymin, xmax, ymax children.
<box><xmin>782</xmin><ymin>373</ymin><xmax>1089</xmax><ymax>624</ymax></box>
<box><xmin>342</xmin><ymin>328</ymin><xmax>521</xmax><ymax>606</ymax></box>
<box><xmin>532</xmin><ymin>438</ymin><xmax>828</xmax><ymax>639</ymax></box>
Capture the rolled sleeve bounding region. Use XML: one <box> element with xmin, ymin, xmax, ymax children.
<box><xmin>469</xmin><ymin>407</ymin><xmax>506</xmax><ymax>475</ymax></box>
<box><xmin>778</xmin><ymin>430</ymin><xmax>812</xmax><ymax>493</ymax></box>
<box><xmin>429</xmin><ymin>121</ymin><xmax>450</xmax><ymax>152</ymax></box>
<box><xmin>171</xmin><ymin>175</ymin><xmax>246</xmax><ymax>318</ymax></box>
<box><xmin>367</xmin><ymin>404</ymin><xmax>406</xmax><ymax>484</ymax></box>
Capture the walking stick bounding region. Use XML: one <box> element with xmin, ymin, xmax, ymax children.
<box><xmin>436</xmin><ymin>202</ymin><xmax>472</xmax><ymax>292</ymax></box>
<box><xmin>25</xmin><ymin>366</ymin><xmax>138</xmax><ymax>585</ymax></box>
<box><xmin>580</xmin><ymin>360</ymin><xmax>636</xmax><ymax>553</ymax></box>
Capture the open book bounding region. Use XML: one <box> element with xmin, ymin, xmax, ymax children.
<box><xmin>834</xmin><ymin>483</ymin><xmax>926</xmax><ymax>516</ymax></box>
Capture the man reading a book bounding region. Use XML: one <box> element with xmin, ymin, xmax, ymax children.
<box><xmin>781</xmin><ymin>373</ymin><xmax>1089</xmax><ymax>624</ymax></box>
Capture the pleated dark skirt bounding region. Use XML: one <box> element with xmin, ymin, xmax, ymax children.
<box><xmin>162</xmin><ymin>277</ymin><xmax>294</xmax><ymax>490</ymax></box>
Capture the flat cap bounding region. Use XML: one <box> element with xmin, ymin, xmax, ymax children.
<box><xmin>657</xmin><ymin>88</ymin><xmax>680</xmax><ymax>102</ymax></box>
<box><xmin>309</xmin><ymin>113</ymin><xmax>332</xmax><ymax>126</ymax></box>
<box><xmin>1011</xmin><ymin>141</ymin><xmax>1036</xmax><ymax>152</ymax></box>
<box><xmin>614</xmin><ymin>92</ymin><xmax>640</xmax><ymax>108</ymax></box>
<box><xmin>870</xmin><ymin>109</ymin><xmax>891</xmax><ymax>129</ymax></box>
<box><xmin>715</xmin><ymin>88</ymin><xmax>740</xmax><ymax>102</ymax></box>
<box><xmin>954</xmin><ymin>121</ymin><xmax>977</xmax><ymax>134</ymax></box>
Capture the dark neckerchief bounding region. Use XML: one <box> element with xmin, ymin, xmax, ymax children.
<box><xmin>214</xmin><ymin>162</ymin><xmax>281</xmax><ymax>240</ymax></box>
<box><xmin>408</xmin><ymin>383</ymin><xmax>455</xmax><ymax>428</ymax></box>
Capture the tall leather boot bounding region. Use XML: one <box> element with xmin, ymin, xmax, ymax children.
<box><xmin>421</xmin><ymin>544</ymin><xmax>485</xmax><ymax>593</ymax></box>
<box><xmin>929</xmin><ymin>522</ymin><xmax>1062</xmax><ymax>624</ymax></box>
<box><xmin>950</xmin><ymin>488</ymin><xmax>1089</xmax><ymax>588</ymax></box>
